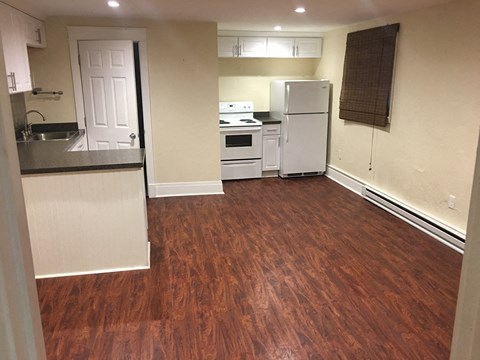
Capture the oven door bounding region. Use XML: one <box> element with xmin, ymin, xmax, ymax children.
<box><xmin>220</xmin><ymin>126</ymin><xmax>262</xmax><ymax>160</ymax></box>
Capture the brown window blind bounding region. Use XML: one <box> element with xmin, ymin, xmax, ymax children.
<box><xmin>339</xmin><ymin>24</ymin><xmax>400</xmax><ymax>127</ymax></box>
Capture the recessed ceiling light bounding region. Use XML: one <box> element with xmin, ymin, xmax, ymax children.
<box><xmin>108</xmin><ymin>0</ymin><xmax>120</xmax><ymax>7</ymax></box>
<box><xmin>274</xmin><ymin>26</ymin><xmax>282</xmax><ymax>31</ymax></box>
<box><xmin>295</xmin><ymin>7</ymin><xmax>306</xmax><ymax>13</ymax></box>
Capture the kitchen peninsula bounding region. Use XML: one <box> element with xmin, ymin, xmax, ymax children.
<box><xmin>17</xmin><ymin>137</ymin><xmax>150</xmax><ymax>278</ymax></box>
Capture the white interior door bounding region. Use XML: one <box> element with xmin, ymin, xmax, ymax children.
<box><xmin>79</xmin><ymin>40</ymin><xmax>139</xmax><ymax>150</ymax></box>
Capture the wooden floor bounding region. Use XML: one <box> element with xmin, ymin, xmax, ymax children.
<box><xmin>36</xmin><ymin>177</ymin><xmax>462</xmax><ymax>359</ymax></box>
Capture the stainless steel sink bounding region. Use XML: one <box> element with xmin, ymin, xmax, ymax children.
<box><xmin>30</xmin><ymin>131</ymin><xmax>78</xmax><ymax>141</ymax></box>
<box><xmin>18</xmin><ymin>131</ymin><xmax>79</xmax><ymax>142</ymax></box>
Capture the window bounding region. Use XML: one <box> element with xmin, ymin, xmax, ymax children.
<box><xmin>339</xmin><ymin>24</ymin><xmax>400</xmax><ymax>127</ymax></box>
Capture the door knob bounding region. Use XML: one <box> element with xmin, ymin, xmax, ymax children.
<box><xmin>129</xmin><ymin>133</ymin><xmax>136</xmax><ymax>139</ymax></box>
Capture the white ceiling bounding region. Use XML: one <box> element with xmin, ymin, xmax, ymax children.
<box><xmin>6</xmin><ymin>0</ymin><xmax>454</xmax><ymax>32</ymax></box>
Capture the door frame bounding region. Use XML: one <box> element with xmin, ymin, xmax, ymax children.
<box><xmin>68</xmin><ymin>26</ymin><xmax>154</xmax><ymax>196</ymax></box>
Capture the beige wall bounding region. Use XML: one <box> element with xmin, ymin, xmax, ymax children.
<box><xmin>26</xmin><ymin>17</ymin><xmax>220</xmax><ymax>184</ymax></box>
<box><xmin>0</xmin><ymin>40</ymin><xmax>46</xmax><ymax>358</ymax></box>
<box><xmin>219</xmin><ymin>58</ymin><xmax>319</xmax><ymax>111</ymax></box>
<box><xmin>316</xmin><ymin>0</ymin><xmax>480</xmax><ymax>232</ymax></box>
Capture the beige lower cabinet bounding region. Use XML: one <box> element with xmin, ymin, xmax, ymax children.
<box><xmin>22</xmin><ymin>168</ymin><xmax>150</xmax><ymax>278</ymax></box>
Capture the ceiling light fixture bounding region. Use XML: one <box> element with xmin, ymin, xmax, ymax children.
<box><xmin>295</xmin><ymin>7</ymin><xmax>306</xmax><ymax>13</ymax></box>
<box><xmin>274</xmin><ymin>26</ymin><xmax>282</xmax><ymax>31</ymax></box>
<box><xmin>108</xmin><ymin>0</ymin><xmax>120</xmax><ymax>7</ymax></box>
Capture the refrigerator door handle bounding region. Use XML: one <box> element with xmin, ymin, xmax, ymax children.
<box><xmin>285</xmin><ymin>84</ymin><xmax>290</xmax><ymax>114</ymax></box>
<box><xmin>285</xmin><ymin>116</ymin><xmax>289</xmax><ymax>143</ymax></box>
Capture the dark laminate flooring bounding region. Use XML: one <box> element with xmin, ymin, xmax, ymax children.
<box><xmin>36</xmin><ymin>177</ymin><xmax>462</xmax><ymax>359</ymax></box>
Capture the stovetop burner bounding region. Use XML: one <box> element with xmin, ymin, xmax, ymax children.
<box><xmin>219</xmin><ymin>101</ymin><xmax>262</xmax><ymax>128</ymax></box>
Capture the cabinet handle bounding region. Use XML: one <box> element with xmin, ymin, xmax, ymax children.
<box><xmin>35</xmin><ymin>29</ymin><xmax>42</xmax><ymax>44</ymax></box>
<box><xmin>7</xmin><ymin>72</ymin><xmax>13</xmax><ymax>90</ymax></box>
<box><xmin>7</xmin><ymin>72</ymin><xmax>16</xmax><ymax>91</ymax></box>
<box><xmin>296</xmin><ymin>45</ymin><xmax>299</xmax><ymax>57</ymax></box>
<box><xmin>233</xmin><ymin>45</ymin><xmax>236</xmax><ymax>57</ymax></box>
<box><xmin>238</xmin><ymin>44</ymin><xmax>242</xmax><ymax>56</ymax></box>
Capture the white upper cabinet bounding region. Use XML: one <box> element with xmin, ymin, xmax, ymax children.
<box><xmin>0</xmin><ymin>3</ymin><xmax>47</xmax><ymax>93</ymax></box>
<box><xmin>267</xmin><ymin>37</ymin><xmax>322</xmax><ymax>58</ymax></box>
<box><xmin>218</xmin><ymin>36</ymin><xmax>267</xmax><ymax>58</ymax></box>
<box><xmin>219</xmin><ymin>35</ymin><xmax>323</xmax><ymax>58</ymax></box>
<box><xmin>266</xmin><ymin>38</ymin><xmax>296</xmax><ymax>57</ymax></box>
<box><xmin>24</xmin><ymin>16</ymin><xmax>47</xmax><ymax>48</ymax></box>
<box><xmin>238</xmin><ymin>37</ymin><xmax>267</xmax><ymax>57</ymax></box>
<box><xmin>295</xmin><ymin>38</ymin><xmax>322</xmax><ymax>58</ymax></box>
<box><xmin>0</xmin><ymin>4</ymin><xmax>31</xmax><ymax>93</ymax></box>
<box><xmin>218</xmin><ymin>36</ymin><xmax>238</xmax><ymax>57</ymax></box>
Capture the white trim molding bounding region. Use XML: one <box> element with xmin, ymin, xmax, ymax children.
<box><xmin>325</xmin><ymin>165</ymin><xmax>364</xmax><ymax>195</ymax></box>
<box><xmin>151</xmin><ymin>181</ymin><xmax>224</xmax><ymax>198</ymax></box>
<box><xmin>218</xmin><ymin>30</ymin><xmax>325</xmax><ymax>37</ymax></box>
<box><xmin>36</xmin><ymin>239</ymin><xmax>151</xmax><ymax>280</ymax></box>
<box><xmin>35</xmin><ymin>265</ymin><xmax>150</xmax><ymax>279</ymax></box>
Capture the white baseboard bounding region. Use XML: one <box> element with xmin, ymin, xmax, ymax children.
<box><xmin>35</xmin><ymin>241</ymin><xmax>151</xmax><ymax>279</ymax></box>
<box><xmin>150</xmin><ymin>181</ymin><xmax>224</xmax><ymax>198</ymax></box>
<box><xmin>325</xmin><ymin>165</ymin><xmax>364</xmax><ymax>195</ymax></box>
<box><xmin>35</xmin><ymin>265</ymin><xmax>151</xmax><ymax>279</ymax></box>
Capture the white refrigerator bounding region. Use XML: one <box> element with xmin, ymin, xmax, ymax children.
<box><xmin>270</xmin><ymin>80</ymin><xmax>330</xmax><ymax>178</ymax></box>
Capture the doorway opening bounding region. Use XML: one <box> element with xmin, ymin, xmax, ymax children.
<box><xmin>68</xmin><ymin>26</ymin><xmax>154</xmax><ymax>196</ymax></box>
<box><xmin>133</xmin><ymin>42</ymin><xmax>148</xmax><ymax>192</ymax></box>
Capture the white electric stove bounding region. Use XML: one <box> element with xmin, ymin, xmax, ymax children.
<box><xmin>219</xmin><ymin>101</ymin><xmax>262</xmax><ymax>180</ymax></box>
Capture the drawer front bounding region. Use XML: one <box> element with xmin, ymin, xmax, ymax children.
<box><xmin>262</xmin><ymin>124</ymin><xmax>281</xmax><ymax>135</ymax></box>
<box><xmin>221</xmin><ymin>159</ymin><xmax>262</xmax><ymax>180</ymax></box>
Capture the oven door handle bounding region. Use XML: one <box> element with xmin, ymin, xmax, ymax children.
<box><xmin>221</xmin><ymin>126</ymin><xmax>262</xmax><ymax>133</ymax></box>
<box><xmin>222</xmin><ymin>161</ymin><xmax>258</xmax><ymax>166</ymax></box>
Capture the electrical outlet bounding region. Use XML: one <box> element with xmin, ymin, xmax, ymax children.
<box><xmin>448</xmin><ymin>195</ymin><xmax>456</xmax><ymax>209</ymax></box>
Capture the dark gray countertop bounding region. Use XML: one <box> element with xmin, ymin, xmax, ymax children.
<box><xmin>258</xmin><ymin>118</ymin><xmax>282</xmax><ymax>125</ymax></box>
<box><xmin>253</xmin><ymin>112</ymin><xmax>282</xmax><ymax>124</ymax></box>
<box><xmin>17</xmin><ymin>134</ymin><xmax>145</xmax><ymax>175</ymax></box>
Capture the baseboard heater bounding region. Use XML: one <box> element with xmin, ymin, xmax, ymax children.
<box><xmin>361</xmin><ymin>186</ymin><xmax>465</xmax><ymax>253</ymax></box>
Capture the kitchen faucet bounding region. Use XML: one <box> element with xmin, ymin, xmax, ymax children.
<box><xmin>23</xmin><ymin>110</ymin><xmax>46</xmax><ymax>138</ymax></box>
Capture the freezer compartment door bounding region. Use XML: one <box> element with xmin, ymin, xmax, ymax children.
<box><xmin>285</xmin><ymin>80</ymin><xmax>329</xmax><ymax>114</ymax></box>
<box><xmin>280</xmin><ymin>114</ymin><xmax>328</xmax><ymax>176</ymax></box>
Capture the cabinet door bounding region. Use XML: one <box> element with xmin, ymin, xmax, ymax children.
<box><xmin>295</xmin><ymin>38</ymin><xmax>322</xmax><ymax>58</ymax></box>
<box><xmin>0</xmin><ymin>6</ymin><xmax>31</xmax><ymax>93</ymax></box>
<box><xmin>266</xmin><ymin>38</ymin><xmax>295</xmax><ymax>58</ymax></box>
<box><xmin>238</xmin><ymin>37</ymin><xmax>267</xmax><ymax>57</ymax></box>
<box><xmin>24</xmin><ymin>16</ymin><xmax>46</xmax><ymax>48</ymax></box>
<box><xmin>218</xmin><ymin>37</ymin><xmax>238</xmax><ymax>57</ymax></box>
<box><xmin>262</xmin><ymin>135</ymin><xmax>280</xmax><ymax>171</ymax></box>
